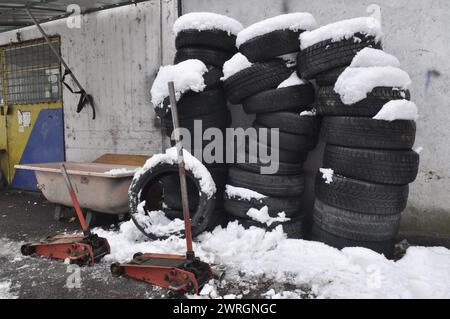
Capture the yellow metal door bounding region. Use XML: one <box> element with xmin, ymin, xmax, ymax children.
<box><xmin>0</xmin><ymin>37</ymin><xmax>65</xmax><ymax>190</ymax></box>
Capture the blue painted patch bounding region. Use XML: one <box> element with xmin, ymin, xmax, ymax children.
<box><xmin>12</xmin><ymin>108</ymin><xmax>65</xmax><ymax>191</ymax></box>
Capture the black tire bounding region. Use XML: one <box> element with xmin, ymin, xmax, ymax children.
<box><xmin>235</xmin><ymin>152</ymin><xmax>304</xmax><ymax>176</ymax></box>
<box><xmin>242</xmin><ymin>84</ymin><xmax>315</xmax><ymax>114</ymax></box>
<box><xmin>315</xmin><ymin>173</ymin><xmax>409</xmax><ymax>215</ymax></box>
<box><xmin>297</xmin><ymin>34</ymin><xmax>382</xmax><ymax>79</ymax></box>
<box><xmin>313</xmin><ymin>199</ymin><xmax>401</xmax><ymax>242</ymax></box>
<box><xmin>311</xmin><ymin>224</ymin><xmax>395</xmax><ymax>258</ymax></box>
<box><xmin>228</xmin><ymin>166</ymin><xmax>305</xmax><ymax>197</ymax></box>
<box><xmin>223</xmin><ymin>60</ymin><xmax>291</xmax><ymax>104</ymax></box>
<box><xmin>224</xmin><ymin>193</ymin><xmax>302</xmax><ymax>218</ymax></box>
<box><xmin>321</xmin><ymin>117</ymin><xmax>416</xmax><ymax>150</ymax></box>
<box><xmin>239</xmin><ymin>29</ymin><xmax>304</xmax><ymax>62</ymax></box>
<box><xmin>256</xmin><ymin>112</ymin><xmax>319</xmax><ymax>136</ymax></box>
<box><xmin>203</xmin><ymin>67</ymin><xmax>224</xmax><ymax>90</ymax></box>
<box><xmin>316</xmin><ymin>86</ymin><xmax>411</xmax><ymax>117</ymax></box>
<box><xmin>174</xmin><ymin>47</ymin><xmax>233</xmax><ymax>67</ymax></box>
<box><xmin>129</xmin><ymin>162</ymin><xmax>216</xmax><ymax>240</ymax></box>
<box><xmin>315</xmin><ymin>66</ymin><xmax>346</xmax><ymax>86</ymax></box>
<box><xmin>323</xmin><ymin>144</ymin><xmax>419</xmax><ymax>185</ymax></box>
<box><xmin>244</xmin><ymin>136</ymin><xmax>307</xmax><ymax>164</ymax></box>
<box><xmin>175</xmin><ymin>29</ymin><xmax>237</xmax><ymax>53</ymax></box>
<box><xmin>230</xmin><ymin>216</ymin><xmax>305</xmax><ymax>239</ymax></box>
<box><xmin>253</xmin><ymin>122</ymin><xmax>317</xmax><ymax>153</ymax></box>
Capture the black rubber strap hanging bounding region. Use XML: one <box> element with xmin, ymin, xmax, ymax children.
<box><xmin>26</xmin><ymin>6</ymin><xmax>96</xmax><ymax>120</ymax></box>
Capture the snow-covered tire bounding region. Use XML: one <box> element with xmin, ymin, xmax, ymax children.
<box><xmin>203</xmin><ymin>67</ymin><xmax>224</xmax><ymax>90</ymax></box>
<box><xmin>230</xmin><ymin>216</ymin><xmax>305</xmax><ymax>239</ymax></box>
<box><xmin>235</xmin><ymin>153</ymin><xmax>304</xmax><ymax>176</ymax></box>
<box><xmin>311</xmin><ymin>224</ymin><xmax>395</xmax><ymax>258</ymax></box>
<box><xmin>174</xmin><ymin>47</ymin><xmax>233</xmax><ymax>67</ymax></box>
<box><xmin>321</xmin><ymin>117</ymin><xmax>416</xmax><ymax>150</ymax></box>
<box><xmin>162</xmin><ymin>174</ymin><xmax>199</xmax><ymax>211</ymax></box>
<box><xmin>224</xmin><ymin>193</ymin><xmax>302</xmax><ymax>218</ymax></box>
<box><xmin>253</xmin><ymin>122</ymin><xmax>317</xmax><ymax>153</ymax></box>
<box><xmin>316</xmin><ymin>86</ymin><xmax>411</xmax><ymax>117</ymax></box>
<box><xmin>313</xmin><ymin>199</ymin><xmax>401</xmax><ymax>242</ymax></box>
<box><xmin>315</xmin><ymin>173</ymin><xmax>409</xmax><ymax>215</ymax></box>
<box><xmin>239</xmin><ymin>29</ymin><xmax>304</xmax><ymax>62</ymax></box>
<box><xmin>323</xmin><ymin>144</ymin><xmax>419</xmax><ymax>185</ymax></box>
<box><xmin>228</xmin><ymin>166</ymin><xmax>305</xmax><ymax>197</ymax></box>
<box><xmin>297</xmin><ymin>34</ymin><xmax>382</xmax><ymax>79</ymax></box>
<box><xmin>244</xmin><ymin>136</ymin><xmax>308</xmax><ymax>164</ymax></box>
<box><xmin>223</xmin><ymin>60</ymin><xmax>291</xmax><ymax>104</ymax></box>
<box><xmin>315</xmin><ymin>66</ymin><xmax>346</xmax><ymax>86</ymax></box>
<box><xmin>175</xmin><ymin>29</ymin><xmax>237</xmax><ymax>53</ymax></box>
<box><xmin>242</xmin><ymin>84</ymin><xmax>315</xmax><ymax>114</ymax></box>
<box><xmin>129</xmin><ymin>162</ymin><xmax>216</xmax><ymax>240</ymax></box>
<box><xmin>255</xmin><ymin>112</ymin><xmax>319</xmax><ymax>136</ymax></box>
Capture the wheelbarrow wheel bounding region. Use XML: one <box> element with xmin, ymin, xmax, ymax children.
<box><xmin>21</xmin><ymin>244</ymin><xmax>35</xmax><ymax>256</ymax></box>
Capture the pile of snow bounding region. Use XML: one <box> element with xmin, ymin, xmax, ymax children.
<box><xmin>104</xmin><ymin>168</ymin><xmax>139</xmax><ymax>176</ymax></box>
<box><xmin>133</xmin><ymin>201</ymin><xmax>184</xmax><ymax>237</ymax></box>
<box><xmin>236</xmin><ymin>12</ymin><xmax>317</xmax><ymax>48</ymax></box>
<box><xmin>134</xmin><ymin>147</ymin><xmax>216</xmax><ymax>198</ymax></box>
<box><xmin>0</xmin><ymin>281</ymin><xmax>17</xmax><ymax>299</ymax></box>
<box><xmin>221</xmin><ymin>53</ymin><xmax>253</xmax><ymax>81</ymax></box>
<box><xmin>246</xmin><ymin>206</ymin><xmax>290</xmax><ymax>226</ymax></box>
<box><xmin>350</xmin><ymin>48</ymin><xmax>400</xmax><ymax>68</ymax></box>
<box><xmin>373</xmin><ymin>100</ymin><xmax>419</xmax><ymax>122</ymax></box>
<box><xmin>320</xmin><ymin>168</ymin><xmax>334</xmax><ymax>184</ymax></box>
<box><xmin>225</xmin><ymin>185</ymin><xmax>266</xmax><ymax>201</ymax></box>
<box><xmin>151</xmin><ymin>59</ymin><xmax>207</xmax><ymax>108</ymax></box>
<box><xmin>277</xmin><ymin>72</ymin><xmax>305</xmax><ymax>89</ymax></box>
<box><xmin>173</xmin><ymin>12</ymin><xmax>243</xmax><ymax>36</ymax></box>
<box><xmin>334</xmin><ymin>66</ymin><xmax>411</xmax><ymax>105</ymax></box>
<box><xmin>300</xmin><ymin>17</ymin><xmax>382</xmax><ymax>50</ymax></box>
<box><xmin>94</xmin><ymin>221</ymin><xmax>450</xmax><ymax>298</ymax></box>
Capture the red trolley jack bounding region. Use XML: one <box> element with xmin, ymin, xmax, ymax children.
<box><xmin>21</xmin><ymin>164</ymin><xmax>110</xmax><ymax>266</ymax></box>
<box><xmin>110</xmin><ymin>82</ymin><xmax>212</xmax><ymax>294</ymax></box>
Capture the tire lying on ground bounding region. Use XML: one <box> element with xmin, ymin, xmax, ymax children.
<box><xmin>224</xmin><ymin>192</ymin><xmax>302</xmax><ymax>218</ymax></box>
<box><xmin>315</xmin><ymin>66</ymin><xmax>347</xmax><ymax>86</ymax></box>
<box><xmin>315</xmin><ymin>173</ymin><xmax>409</xmax><ymax>215</ymax></box>
<box><xmin>175</xmin><ymin>29</ymin><xmax>238</xmax><ymax>53</ymax></box>
<box><xmin>223</xmin><ymin>59</ymin><xmax>291</xmax><ymax>104</ymax></box>
<box><xmin>316</xmin><ymin>86</ymin><xmax>411</xmax><ymax>117</ymax></box>
<box><xmin>256</xmin><ymin>111</ymin><xmax>319</xmax><ymax>136</ymax></box>
<box><xmin>311</xmin><ymin>224</ymin><xmax>395</xmax><ymax>258</ymax></box>
<box><xmin>297</xmin><ymin>33</ymin><xmax>382</xmax><ymax>79</ymax></box>
<box><xmin>228</xmin><ymin>166</ymin><xmax>305</xmax><ymax>197</ymax></box>
<box><xmin>230</xmin><ymin>215</ymin><xmax>305</xmax><ymax>239</ymax></box>
<box><xmin>239</xmin><ymin>29</ymin><xmax>305</xmax><ymax>62</ymax></box>
<box><xmin>313</xmin><ymin>199</ymin><xmax>401</xmax><ymax>242</ymax></box>
<box><xmin>321</xmin><ymin>117</ymin><xmax>416</xmax><ymax>150</ymax></box>
<box><xmin>242</xmin><ymin>83</ymin><xmax>315</xmax><ymax>114</ymax></box>
<box><xmin>129</xmin><ymin>162</ymin><xmax>216</xmax><ymax>240</ymax></box>
<box><xmin>323</xmin><ymin>144</ymin><xmax>419</xmax><ymax>185</ymax></box>
<box><xmin>174</xmin><ymin>47</ymin><xmax>233</xmax><ymax>68</ymax></box>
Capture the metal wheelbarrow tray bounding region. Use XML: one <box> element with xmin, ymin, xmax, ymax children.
<box><xmin>15</xmin><ymin>162</ymin><xmax>139</xmax><ymax>214</ymax></box>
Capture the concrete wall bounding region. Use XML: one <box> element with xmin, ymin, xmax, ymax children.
<box><xmin>0</xmin><ymin>0</ymin><xmax>178</xmax><ymax>162</ymax></box>
<box><xmin>182</xmin><ymin>0</ymin><xmax>450</xmax><ymax>244</ymax></box>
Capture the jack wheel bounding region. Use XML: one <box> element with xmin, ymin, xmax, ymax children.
<box><xmin>133</xmin><ymin>252</ymin><xmax>143</xmax><ymax>259</ymax></box>
<box><xmin>21</xmin><ymin>244</ymin><xmax>35</xmax><ymax>256</ymax></box>
<box><xmin>110</xmin><ymin>263</ymin><xmax>124</xmax><ymax>277</ymax></box>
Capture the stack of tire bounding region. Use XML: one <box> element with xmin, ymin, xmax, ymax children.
<box><xmin>157</xmin><ymin>13</ymin><xmax>244</xmax><ymax>230</ymax></box>
<box><xmin>296</xmin><ymin>17</ymin><xmax>419</xmax><ymax>257</ymax></box>
<box><xmin>222</xmin><ymin>13</ymin><xmax>318</xmax><ymax>238</ymax></box>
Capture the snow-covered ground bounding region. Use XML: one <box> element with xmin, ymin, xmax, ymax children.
<box><xmin>92</xmin><ymin>220</ymin><xmax>450</xmax><ymax>299</ymax></box>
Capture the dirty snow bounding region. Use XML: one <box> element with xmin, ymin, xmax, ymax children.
<box><xmin>173</xmin><ymin>12</ymin><xmax>243</xmax><ymax>36</ymax></box>
<box><xmin>225</xmin><ymin>185</ymin><xmax>266</xmax><ymax>201</ymax></box>
<box><xmin>373</xmin><ymin>100</ymin><xmax>419</xmax><ymax>122</ymax></box>
<box><xmin>300</xmin><ymin>17</ymin><xmax>382</xmax><ymax>50</ymax></box>
<box><xmin>221</xmin><ymin>53</ymin><xmax>253</xmax><ymax>81</ymax></box>
<box><xmin>104</xmin><ymin>168</ymin><xmax>140</xmax><ymax>176</ymax></box>
<box><xmin>350</xmin><ymin>48</ymin><xmax>400</xmax><ymax>68</ymax></box>
<box><xmin>246</xmin><ymin>206</ymin><xmax>290</xmax><ymax>226</ymax></box>
<box><xmin>236</xmin><ymin>12</ymin><xmax>316</xmax><ymax>48</ymax></box>
<box><xmin>94</xmin><ymin>221</ymin><xmax>450</xmax><ymax>298</ymax></box>
<box><xmin>320</xmin><ymin>168</ymin><xmax>334</xmax><ymax>184</ymax></box>
<box><xmin>277</xmin><ymin>72</ymin><xmax>305</xmax><ymax>89</ymax></box>
<box><xmin>334</xmin><ymin>66</ymin><xmax>411</xmax><ymax>105</ymax></box>
<box><xmin>150</xmin><ymin>59</ymin><xmax>207</xmax><ymax>108</ymax></box>
<box><xmin>134</xmin><ymin>147</ymin><xmax>216</xmax><ymax>198</ymax></box>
